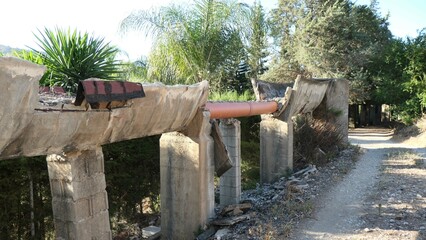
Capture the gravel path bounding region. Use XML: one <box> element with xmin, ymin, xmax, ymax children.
<box><xmin>292</xmin><ymin>128</ymin><xmax>426</xmax><ymax>240</ymax></box>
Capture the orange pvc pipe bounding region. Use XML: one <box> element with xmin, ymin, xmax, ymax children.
<box><xmin>205</xmin><ymin>101</ymin><xmax>278</xmax><ymax>119</ymax></box>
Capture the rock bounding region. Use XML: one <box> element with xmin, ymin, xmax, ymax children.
<box><xmin>141</xmin><ymin>226</ymin><xmax>161</xmax><ymax>239</ymax></box>
<box><xmin>196</xmin><ymin>227</ymin><xmax>216</xmax><ymax>240</ymax></box>
<box><xmin>214</xmin><ymin>228</ymin><xmax>230</xmax><ymax>239</ymax></box>
<box><xmin>220</xmin><ymin>203</ymin><xmax>252</xmax><ymax>216</ymax></box>
<box><xmin>211</xmin><ymin>214</ymin><xmax>250</xmax><ymax>226</ymax></box>
<box><xmin>293</xmin><ymin>165</ymin><xmax>316</xmax><ymax>177</ymax></box>
<box><xmin>232</xmin><ymin>208</ymin><xmax>243</xmax><ymax>216</ymax></box>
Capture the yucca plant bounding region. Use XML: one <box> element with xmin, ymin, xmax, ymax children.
<box><xmin>33</xmin><ymin>28</ymin><xmax>124</xmax><ymax>93</ymax></box>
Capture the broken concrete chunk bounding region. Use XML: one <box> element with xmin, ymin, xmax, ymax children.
<box><xmin>211</xmin><ymin>120</ymin><xmax>233</xmax><ymax>176</ymax></box>
<box><xmin>142</xmin><ymin>226</ymin><xmax>161</xmax><ymax>239</ymax></box>
<box><xmin>196</xmin><ymin>227</ymin><xmax>216</xmax><ymax>240</ymax></box>
<box><xmin>220</xmin><ymin>202</ymin><xmax>252</xmax><ymax>216</ymax></box>
<box><xmin>214</xmin><ymin>228</ymin><xmax>230</xmax><ymax>239</ymax></box>
<box><xmin>211</xmin><ymin>214</ymin><xmax>250</xmax><ymax>226</ymax></box>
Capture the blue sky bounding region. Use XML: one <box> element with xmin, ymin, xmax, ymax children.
<box><xmin>0</xmin><ymin>0</ymin><xmax>424</xmax><ymax>60</ymax></box>
<box><xmin>356</xmin><ymin>0</ymin><xmax>426</xmax><ymax>38</ymax></box>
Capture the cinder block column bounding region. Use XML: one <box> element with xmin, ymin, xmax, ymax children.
<box><xmin>46</xmin><ymin>147</ymin><xmax>111</xmax><ymax>240</ymax></box>
<box><xmin>160</xmin><ymin>111</ymin><xmax>215</xmax><ymax>239</ymax></box>
<box><xmin>260</xmin><ymin>117</ymin><xmax>293</xmax><ymax>184</ymax></box>
<box><xmin>219</xmin><ymin>119</ymin><xmax>241</xmax><ymax>206</ymax></box>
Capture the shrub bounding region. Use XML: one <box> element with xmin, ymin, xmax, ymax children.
<box><xmin>33</xmin><ymin>28</ymin><xmax>124</xmax><ymax>93</ymax></box>
<box><xmin>209</xmin><ymin>90</ymin><xmax>255</xmax><ymax>101</ymax></box>
<box><xmin>293</xmin><ymin>114</ymin><xmax>345</xmax><ymax>169</ymax></box>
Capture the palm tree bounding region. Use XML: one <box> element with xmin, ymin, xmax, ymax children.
<box><xmin>120</xmin><ymin>0</ymin><xmax>251</xmax><ymax>91</ymax></box>
<box><xmin>33</xmin><ymin>28</ymin><xmax>124</xmax><ymax>93</ymax></box>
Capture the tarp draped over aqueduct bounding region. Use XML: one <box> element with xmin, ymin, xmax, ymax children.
<box><xmin>0</xmin><ymin>57</ymin><xmax>209</xmax><ymax>159</ymax></box>
<box><xmin>0</xmin><ymin>57</ymin><xmax>348</xmax><ymax>239</ymax></box>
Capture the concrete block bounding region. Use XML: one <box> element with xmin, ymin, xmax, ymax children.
<box><xmin>220</xmin><ymin>185</ymin><xmax>241</xmax><ymax>198</ymax></box>
<box><xmin>47</xmin><ymin>147</ymin><xmax>111</xmax><ymax>240</ymax></box>
<box><xmin>51</xmin><ymin>198</ymin><xmax>91</xmax><ymax>222</ymax></box>
<box><xmin>71</xmin><ymin>174</ymin><xmax>107</xmax><ymax>200</ymax></box>
<box><xmin>67</xmin><ymin>210</ymin><xmax>111</xmax><ymax>240</ymax></box>
<box><xmin>47</xmin><ymin>148</ymin><xmax>105</xmax><ymax>181</ymax></box>
<box><xmin>325</xmin><ymin>79</ymin><xmax>349</xmax><ymax>143</ymax></box>
<box><xmin>49</xmin><ymin>179</ymin><xmax>70</xmax><ymax>198</ymax></box>
<box><xmin>219</xmin><ymin>119</ymin><xmax>241</xmax><ymax>206</ymax></box>
<box><xmin>49</xmin><ymin>174</ymin><xmax>106</xmax><ymax>200</ymax></box>
<box><xmin>260</xmin><ymin>118</ymin><xmax>293</xmax><ymax>183</ymax></box>
<box><xmin>160</xmin><ymin>110</ymin><xmax>215</xmax><ymax>239</ymax></box>
<box><xmin>142</xmin><ymin>226</ymin><xmax>161</xmax><ymax>239</ymax></box>
<box><xmin>91</xmin><ymin>191</ymin><xmax>109</xmax><ymax>215</ymax></box>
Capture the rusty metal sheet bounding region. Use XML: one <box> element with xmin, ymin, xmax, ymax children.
<box><xmin>74</xmin><ymin>78</ymin><xmax>145</xmax><ymax>107</ymax></box>
<box><xmin>251</xmin><ymin>78</ymin><xmax>294</xmax><ymax>101</ymax></box>
<box><xmin>211</xmin><ymin>120</ymin><xmax>233</xmax><ymax>177</ymax></box>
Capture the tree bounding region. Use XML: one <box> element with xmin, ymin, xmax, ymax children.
<box><xmin>0</xmin><ymin>157</ymin><xmax>53</xmax><ymax>239</ymax></box>
<box><xmin>122</xmin><ymin>57</ymin><xmax>149</xmax><ymax>82</ymax></box>
<box><xmin>268</xmin><ymin>0</ymin><xmax>392</xmax><ymax>104</ymax></box>
<box><xmin>247</xmin><ymin>1</ymin><xmax>269</xmax><ymax>79</ymax></box>
<box><xmin>403</xmin><ymin>29</ymin><xmax>426</xmax><ymax>117</ymax></box>
<box><xmin>33</xmin><ymin>28</ymin><xmax>124</xmax><ymax>93</ymax></box>
<box><xmin>373</xmin><ymin>38</ymin><xmax>409</xmax><ymax>105</ymax></box>
<box><xmin>265</xmin><ymin>0</ymin><xmax>304</xmax><ymax>82</ymax></box>
<box><xmin>347</xmin><ymin>1</ymin><xmax>392</xmax><ymax>104</ymax></box>
<box><xmin>120</xmin><ymin>0</ymin><xmax>251</xmax><ymax>91</ymax></box>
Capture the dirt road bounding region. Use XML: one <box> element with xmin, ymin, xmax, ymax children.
<box><xmin>292</xmin><ymin>128</ymin><xmax>426</xmax><ymax>240</ymax></box>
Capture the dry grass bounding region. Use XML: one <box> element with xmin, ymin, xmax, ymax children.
<box><xmin>293</xmin><ymin>115</ymin><xmax>345</xmax><ymax>169</ymax></box>
<box><xmin>397</xmin><ymin>117</ymin><xmax>426</xmax><ymax>147</ymax></box>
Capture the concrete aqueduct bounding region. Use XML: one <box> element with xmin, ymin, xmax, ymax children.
<box><xmin>0</xmin><ymin>57</ymin><xmax>348</xmax><ymax>239</ymax></box>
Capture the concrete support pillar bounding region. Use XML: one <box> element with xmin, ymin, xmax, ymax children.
<box><xmin>219</xmin><ymin>119</ymin><xmax>241</xmax><ymax>206</ymax></box>
<box><xmin>260</xmin><ymin>117</ymin><xmax>293</xmax><ymax>184</ymax></box>
<box><xmin>160</xmin><ymin>111</ymin><xmax>215</xmax><ymax>239</ymax></box>
<box><xmin>325</xmin><ymin>79</ymin><xmax>349</xmax><ymax>143</ymax></box>
<box><xmin>46</xmin><ymin>147</ymin><xmax>111</xmax><ymax>240</ymax></box>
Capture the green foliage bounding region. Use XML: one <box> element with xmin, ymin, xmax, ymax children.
<box><xmin>373</xmin><ymin>29</ymin><xmax>426</xmax><ymax>122</ymax></box>
<box><xmin>103</xmin><ymin>136</ymin><xmax>161</xmax><ymax>228</ymax></box>
<box><xmin>241</xmin><ymin>140</ymin><xmax>260</xmax><ymax>190</ymax></box>
<box><xmin>0</xmin><ymin>157</ymin><xmax>53</xmax><ymax>239</ymax></box>
<box><xmin>373</xmin><ymin>38</ymin><xmax>410</xmax><ymax>105</ymax></box>
<box><xmin>404</xmin><ymin>30</ymin><xmax>426</xmax><ymax>115</ymax></box>
<box><xmin>295</xmin><ymin>1</ymin><xmax>353</xmax><ymax>77</ymax></box>
<box><xmin>238</xmin><ymin>116</ymin><xmax>261</xmax><ymax>190</ymax></box>
<box><xmin>120</xmin><ymin>0</ymin><xmax>252</xmax><ymax>91</ymax></box>
<box><xmin>122</xmin><ymin>57</ymin><xmax>149</xmax><ymax>82</ymax></box>
<box><xmin>209</xmin><ymin>90</ymin><xmax>255</xmax><ymax>101</ymax></box>
<box><xmin>269</xmin><ymin>0</ymin><xmax>392</xmax><ymax>101</ymax></box>
<box><xmin>33</xmin><ymin>27</ymin><xmax>124</xmax><ymax>93</ymax></box>
<box><xmin>247</xmin><ymin>1</ymin><xmax>269</xmax><ymax>79</ymax></box>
